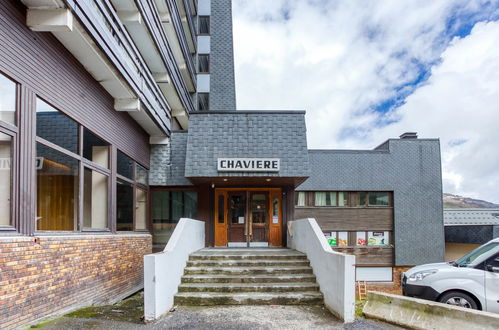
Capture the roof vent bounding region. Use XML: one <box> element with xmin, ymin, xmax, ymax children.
<box><xmin>400</xmin><ymin>132</ymin><xmax>418</xmax><ymax>139</ymax></box>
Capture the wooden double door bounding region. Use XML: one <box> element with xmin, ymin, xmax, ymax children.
<box><xmin>214</xmin><ymin>188</ymin><xmax>283</xmax><ymax>247</ymax></box>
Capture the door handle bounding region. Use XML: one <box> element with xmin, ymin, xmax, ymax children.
<box><xmin>249</xmin><ymin>216</ymin><xmax>253</xmax><ymax>237</ymax></box>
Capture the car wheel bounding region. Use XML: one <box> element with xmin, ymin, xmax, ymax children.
<box><xmin>438</xmin><ymin>291</ymin><xmax>478</xmax><ymax>309</ymax></box>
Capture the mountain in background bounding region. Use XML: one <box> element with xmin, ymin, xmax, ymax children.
<box><xmin>443</xmin><ymin>193</ymin><xmax>499</xmax><ymax>209</ymax></box>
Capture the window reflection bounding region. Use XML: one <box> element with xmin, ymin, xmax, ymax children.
<box><xmin>0</xmin><ymin>74</ymin><xmax>16</xmax><ymax>125</ymax></box>
<box><xmin>117</xmin><ymin>151</ymin><xmax>133</xmax><ymax>179</ymax></box>
<box><xmin>0</xmin><ymin>133</ymin><xmax>12</xmax><ymax>226</ymax></box>
<box><xmin>83</xmin><ymin>129</ymin><xmax>109</xmax><ymax>168</ymax></box>
<box><xmin>83</xmin><ymin>168</ymin><xmax>108</xmax><ymax>229</ymax></box>
<box><xmin>116</xmin><ymin>180</ymin><xmax>133</xmax><ymax>231</ymax></box>
<box><xmin>36</xmin><ymin>143</ymin><xmax>78</xmax><ymax>231</ymax></box>
<box><xmin>36</xmin><ymin>99</ymin><xmax>78</xmax><ymax>153</ymax></box>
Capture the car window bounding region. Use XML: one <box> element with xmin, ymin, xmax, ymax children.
<box><xmin>486</xmin><ymin>255</ymin><xmax>499</xmax><ymax>268</ymax></box>
<box><xmin>455</xmin><ymin>243</ymin><xmax>499</xmax><ymax>268</ymax></box>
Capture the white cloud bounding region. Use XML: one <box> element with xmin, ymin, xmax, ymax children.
<box><xmin>232</xmin><ymin>0</ymin><xmax>499</xmax><ymax>203</ymax></box>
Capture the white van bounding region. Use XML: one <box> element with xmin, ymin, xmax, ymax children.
<box><xmin>402</xmin><ymin>237</ymin><xmax>499</xmax><ymax>312</ymax></box>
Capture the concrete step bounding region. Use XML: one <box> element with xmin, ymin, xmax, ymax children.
<box><xmin>184</xmin><ymin>266</ymin><xmax>313</xmax><ymax>276</ymax></box>
<box><xmin>181</xmin><ymin>274</ymin><xmax>317</xmax><ymax>284</ymax></box>
<box><xmin>189</xmin><ymin>249</ymin><xmax>307</xmax><ymax>261</ymax></box>
<box><xmin>178</xmin><ymin>282</ymin><xmax>320</xmax><ymax>293</ymax></box>
<box><xmin>174</xmin><ymin>291</ymin><xmax>324</xmax><ymax>306</ymax></box>
<box><xmin>186</xmin><ymin>259</ymin><xmax>310</xmax><ymax>267</ymax></box>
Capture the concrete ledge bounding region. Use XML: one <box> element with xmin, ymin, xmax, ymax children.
<box><xmin>363</xmin><ymin>291</ymin><xmax>499</xmax><ymax>330</ymax></box>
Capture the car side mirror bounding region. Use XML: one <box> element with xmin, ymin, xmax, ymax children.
<box><xmin>486</xmin><ymin>265</ymin><xmax>499</xmax><ymax>273</ymax></box>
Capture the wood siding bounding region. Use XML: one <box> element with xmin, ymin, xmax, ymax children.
<box><xmin>294</xmin><ymin>207</ymin><xmax>394</xmax><ymax>231</ymax></box>
<box><xmin>0</xmin><ymin>0</ymin><xmax>150</xmax><ymax>167</ymax></box>
<box><xmin>334</xmin><ymin>247</ymin><xmax>394</xmax><ymax>266</ymax></box>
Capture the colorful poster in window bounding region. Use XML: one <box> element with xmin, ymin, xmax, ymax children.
<box><xmin>324</xmin><ymin>232</ymin><xmax>337</xmax><ymax>246</ymax></box>
<box><xmin>367</xmin><ymin>231</ymin><xmax>389</xmax><ymax>246</ymax></box>
<box><xmin>338</xmin><ymin>232</ymin><xmax>348</xmax><ymax>246</ymax></box>
<box><xmin>356</xmin><ymin>232</ymin><xmax>366</xmax><ymax>246</ymax></box>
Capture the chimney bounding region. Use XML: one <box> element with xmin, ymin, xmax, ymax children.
<box><xmin>400</xmin><ymin>132</ymin><xmax>418</xmax><ymax>139</ymax></box>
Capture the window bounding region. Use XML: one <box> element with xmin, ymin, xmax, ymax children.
<box><xmin>198</xmin><ymin>54</ymin><xmax>209</xmax><ymax>73</ymax></box>
<box><xmin>0</xmin><ymin>133</ymin><xmax>12</xmax><ymax>226</ymax></box>
<box><xmin>368</xmin><ymin>192</ymin><xmax>389</xmax><ymax>206</ymax></box>
<box><xmin>151</xmin><ymin>190</ymin><xmax>198</xmax><ymax>248</ymax></box>
<box><xmin>115</xmin><ymin>151</ymin><xmax>149</xmax><ymax>232</ymax></box>
<box><xmin>199</xmin><ymin>16</ymin><xmax>210</xmax><ymax>34</ymax></box>
<box><xmin>367</xmin><ymin>231</ymin><xmax>390</xmax><ymax>246</ymax></box>
<box><xmin>295</xmin><ymin>192</ymin><xmax>305</xmax><ymax>206</ymax></box>
<box><xmin>83</xmin><ymin>128</ymin><xmax>109</xmax><ymax>169</ymax></box>
<box><xmin>83</xmin><ymin>168</ymin><xmax>108</xmax><ymax>229</ymax></box>
<box><xmin>198</xmin><ymin>93</ymin><xmax>209</xmax><ymax>111</ymax></box>
<box><xmin>315</xmin><ymin>192</ymin><xmax>337</xmax><ymax>206</ymax></box>
<box><xmin>36</xmin><ymin>99</ymin><xmax>78</xmax><ymax>153</ymax></box>
<box><xmin>36</xmin><ymin>143</ymin><xmax>79</xmax><ymax>231</ymax></box>
<box><xmin>324</xmin><ymin>230</ymin><xmax>392</xmax><ymax>247</ymax></box>
<box><xmin>0</xmin><ymin>73</ymin><xmax>16</xmax><ymax>126</ymax></box>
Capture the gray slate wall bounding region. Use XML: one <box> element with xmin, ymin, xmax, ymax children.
<box><xmin>210</xmin><ymin>0</ymin><xmax>236</xmax><ymax>110</ymax></box>
<box><xmin>149</xmin><ymin>132</ymin><xmax>192</xmax><ymax>186</ymax></box>
<box><xmin>298</xmin><ymin>139</ymin><xmax>445</xmax><ymax>266</ymax></box>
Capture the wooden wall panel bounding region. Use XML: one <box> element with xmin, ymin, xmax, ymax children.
<box><xmin>334</xmin><ymin>247</ymin><xmax>394</xmax><ymax>266</ymax></box>
<box><xmin>294</xmin><ymin>207</ymin><xmax>393</xmax><ymax>231</ymax></box>
<box><xmin>0</xmin><ymin>0</ymin><xmax>150</xmax><ymax>166</ymax></box>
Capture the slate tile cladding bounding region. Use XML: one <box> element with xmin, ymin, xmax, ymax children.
<box><xmin>297</xmin><ymin>139</ymin><xmax>445</xmax><ymax>266</ymax></box>
<box><xmin>0</xmin><ymin>235</ymin><xmax>151</xmax><ymax>329</ymax></box>
<box><xmin>210</xmin><ymin>0</ymin><xmax>237</xmax><ymax>110</ymax></box>
<box><xmin>184</xmin><ymin>111</ymin><xmax>310</xmax><ymax>178</ymax></box>
<box><xmin>150</xmin><ymin>132</ymin><xmax>193</xmax><ymax>186</ymax></box>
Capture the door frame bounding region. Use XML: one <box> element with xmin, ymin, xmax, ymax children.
<box><xmin>214</xmin><ymin>187</ymin><xmax>283</xmax><ymax>247</ymax></box>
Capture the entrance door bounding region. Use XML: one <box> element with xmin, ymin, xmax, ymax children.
<box><xmin>228</xmin><ymin>192</ymin><xmax>247</xmax><ymax>243</ymax></box>
<box><xmin>215</xmin><ymin>188</ymin><xmax>283</xmax><ymax>247</ymax></box>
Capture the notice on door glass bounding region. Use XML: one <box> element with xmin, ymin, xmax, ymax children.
<box><xmin>272</xmin><ymin>216</ymin><xmax>279</xmax><ymax>224</ymax></box>
<box><xmin>238</xmin><ymin>217</ymin><xmax>244</xmax><ymax>224</ymax></box>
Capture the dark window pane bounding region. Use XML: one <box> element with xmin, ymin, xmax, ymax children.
<box><xmin>199</xmin><ymin>16</ymin><xmax>210</xmax><ymax>34</ymax></box>
<box><xmin>198</xmin><ymin>93</ymin><xmax>209</xmax><ymax>111</ymax></box>
<box><xmin>83</xmin><ymin>129</ymin><xmax>109</xmax><ymax>168</ymax></box>
<box><xmin>117</xmin><ymin>150</ymin><xmax>134</xmax><ymax>179</ymax></box>
<box><xmin>0</xmin><ymin>133</ymin><xmax>12</xmax><ymax>226</ymax></box>
<box><xmin>0</xmin><ymin>74</ymin><xmax>16</xmax><ymax>125</ymax></box>
<box><xmin>136</xmin><ymin>164</ymin><xmax>148</xmax><ymax>185</ymax></box>
<box><xmin>152</xmin><ymin>191</ymin><xmax>172</xmax><ymax>248</ymax></box>
<box><xmin>83</xmin><ymin>168</ymin><xmax>108</xmax><ymax>229</ymax></box>
<box><xmin>368</xmin><ymin>192</ymin><xmax>389</xmax><ymax>206</ymax></box>
<box><xmin>198</xmin><ymin>54</ymin><xmax>209</xmax><ymax>73</ymax></box>
<box><xmin>230</xmin><ymin>194</ymin><xmax>245</xmax><ymax>224</ymax></box>
<box><xmin>184</xmin><ymin>191</ymin><xmax>197</xmax><ymax>219</ymax></box>
<box><xmin>116</xmin><ymin>180</ymin><xmax>133</xmax><ymax>231</ymax></box>
<box><xmin>171</xmin><ymin>191</ymin><xmax>184</xmax><ymax>221</ymax></box>
<box><xmin>358</xmin><ymin>192</ymin><xmax>367</xmax><ymax>206</ymax></box>
<box><xmin>217</xmin><ymin>194</ymin><xmax>224</xmax><ymax>223</ymax></box>
<box><xmin>36</xmin><ymin>99</ymin><xmax>78</xmax><ymax>153</ymax></box>
<box><xmin>36</xmin><ymin>143</ymin><xmax>79</xmax><ymax>231</ymax></box>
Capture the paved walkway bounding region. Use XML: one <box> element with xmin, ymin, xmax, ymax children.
<box><xmin>41</xmin><ymin>305</ymin><xmax>403</xmax><ymax>330</ymax></box>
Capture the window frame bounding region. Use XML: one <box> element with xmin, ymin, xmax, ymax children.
<box><xmin>198</xmin><ymin>92</ymin><xmax>209</xmax><ymax>111</ymax></box>
<box><xmin>198</xmin><ymin>54</ymin><xmax>210</xmax><ymax>73</ymax></box>
<box><xmin>198</xmin><ymin>16</ymin><xmax>210</xmax><ymax>35</ymax></box>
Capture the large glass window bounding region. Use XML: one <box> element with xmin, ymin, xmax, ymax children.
<box><xmin>117</xmin><ymin>150</ymin><xmax>134</xmax><ymax>179</ymax></box>
<box><xmin>368</xmin><ymin>192</ymin><xmax>389</xmax><ymax>206</ymax></box>
<box><xmin>36</xmin><ymin>99</ymin><xmax>78</xmax><ymax>153</ymax></box>
<box><xmin>83</xmin><ymin>168</ymin><xmax>108</xmax><ymax>229</ymax></box>
<box><xmin>136</xmin><ymin>188</ymin><xmax>147</xmax><ymax>230</ymax></box>
<box><xmin>83</xmin><ymin>128</ymin><xmax>109</xmax><ymax>168</ymax></box>
<box><xmin>36</xmin><ymin>143</ymin><xmax>79</xmax><ymax>231</ymax></box>
<box><xmin>136</xmin><ymin>164</ymin><xmax>148</xmax><ymax>185</ymax></box>
<box><xmin>0</xmin><ymin>133</ymin><xmax>12</xmax><ymax>226</ymax></box>
<box><xmin>315</xmin><ymin>192</ymin><xmax>337</xmax><ymax>206</ymax></box>
<box><xmin>151</xmin><ymin>190</ymin><xmax>198</xmax><ymax>249</ymax></box>
<box><xmin>295</xmin><ymin>191</ymin><xmax>305</xmax><ymax>206</ymax></box>
<box><xmin>0</xmin><ymin>73</ymin><xmax>16</xmax><ymax>125</ymax></box>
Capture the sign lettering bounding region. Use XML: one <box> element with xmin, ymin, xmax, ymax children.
<box><xmin>217</xmin><ymin>158</ymin><xmax>280</xmax><ymax>172</ymax></box>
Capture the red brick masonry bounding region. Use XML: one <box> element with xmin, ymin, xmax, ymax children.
<box><xmin>0</xmin><ymin>234</ymin><xmax>152</xmax><ymax>329</ymax></box>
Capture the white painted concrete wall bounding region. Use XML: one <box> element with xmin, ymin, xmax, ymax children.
<box><xmin>197</xmin><ymin>74</ymin><xmax>210</xmax><ymax>92</ymax></box>
<box><xmin>197</xmin><ymin>36</ymin><xmax>210</xmax><ymax>54</ymax></box>
<box><xmin>144</xmin><ymin>218</ymin><xmax>205</xmax><ymax>321</ymax></box>
<box><xmin>288</xmin><ymin>218</ymin><xmax>356</xmax><ymax>322</ymax></box>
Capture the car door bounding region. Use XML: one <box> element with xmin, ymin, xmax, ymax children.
<box><xmin>484</xmin><ymin>253</ymin><xmax>499</xmax><ymax>313</ymax></box>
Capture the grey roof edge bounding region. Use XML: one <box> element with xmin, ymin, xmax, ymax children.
<box><xmin>445</xmin><ymin>208</ymin><xmax>499</xmax><ymax>211</ymax></box>
<box><xmin>191</xmin><ymin>110</ymin><xmax>306</xmax><ymax>115</ymax></box>
<box><xmin>373</xmin><ymin>138</ymin><xmax>440</xmax><ymax>150</ymax></box>
<box><xmin>308</xmin><ymin>149</ymin><xmax>390</xmax><ymax>154</ymax></box>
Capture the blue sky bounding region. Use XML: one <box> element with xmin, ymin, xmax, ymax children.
<box><xmin>233</xmin><ymin>0</ymin><xmax>499</xmax><ymax>203</ymax></box>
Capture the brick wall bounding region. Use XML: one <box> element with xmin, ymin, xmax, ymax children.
<box><xmin>356</xmin><ymin>266</ymin><xmax>412</xmax><ymax>298</ymax></box>
<box><xmin>0</xmin><ymin>234</ymin><xmax>151</xmax><ymax>329</ymax></box>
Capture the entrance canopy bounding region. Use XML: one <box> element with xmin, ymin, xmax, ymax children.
<box><xmin>184</xmin><ymin>111</ymin><xmax>310</xmax><ymax>186</ymax></box>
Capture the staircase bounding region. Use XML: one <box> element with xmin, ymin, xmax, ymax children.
<box><xmin>174</xmin><ymin>248</ymin><xmax>323</xmax><ymax>305</ymax></box>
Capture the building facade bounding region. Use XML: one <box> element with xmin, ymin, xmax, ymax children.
<box><xmin>0</xmin><ymin>0</ymin><xmax>444</xmax><ymax>328</ymax></box>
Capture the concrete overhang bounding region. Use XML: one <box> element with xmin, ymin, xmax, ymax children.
<box><xmin>22</xmin><ymin>0</ymin><xmax>164</xmax><ymax>136</ymax></box>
